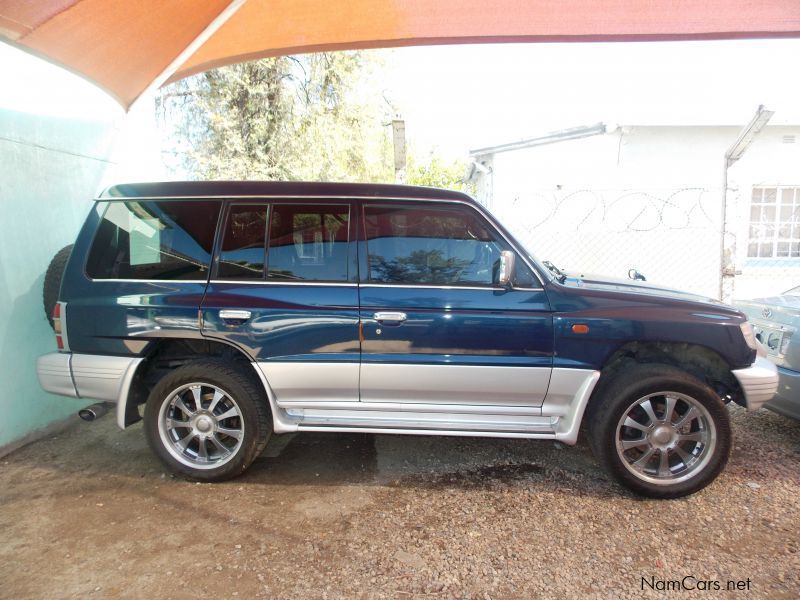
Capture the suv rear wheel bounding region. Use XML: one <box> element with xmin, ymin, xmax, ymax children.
<box><xmin>144</xmin><ymin>359</ymin><xmax>272</xmax><ymax>481</ymax></box>
<box><xmin>588</xmin><ymin>364</ymin><xmax>731</xmax><ymax>498</ymax></box>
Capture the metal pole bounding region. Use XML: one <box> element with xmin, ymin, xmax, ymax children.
<box><xmin>392</xmin><ymin>119</ymin><xmax>406</xmax><ymax>184</ymax></box>
<box><xmin>718</xmin><ymin>105</ymin><xmax>774</xmax><ymax>302</ymax></box>
<box><xmin>718</xmin><ymin>157</ymin><xmax>730</xmax><ymax>301</ymax></box>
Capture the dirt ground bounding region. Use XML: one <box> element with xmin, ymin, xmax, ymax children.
<box><xmin>1</xmin><ymin>404</ymin><xmax>798</xmax><ymax>599</ymax></box>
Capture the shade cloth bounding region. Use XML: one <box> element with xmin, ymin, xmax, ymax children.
<box><xmin>2</xmin><ymin>0</ymin><xmax>799</xmax><ymax>109</ymax></box>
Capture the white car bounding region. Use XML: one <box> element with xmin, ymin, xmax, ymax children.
<box><xmin>736</xmin><ymin>286</ymin><xmax>800</xmax><ymax>420</ymax></box>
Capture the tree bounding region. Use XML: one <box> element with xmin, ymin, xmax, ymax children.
<box><xmin>405</xmin><ymin>152</ymin><xmax>476</xmax><ymax>196</ymax></box>
<box><xmin>157</xmin><ymin>52</ymin><xmax>394</xmax><ymax>182</ymax></box>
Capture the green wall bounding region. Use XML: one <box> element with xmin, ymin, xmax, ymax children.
<box><xmin>0</xmin><ymin>108</ymin><xmax>117</xmax><ymax>449</ymax></box>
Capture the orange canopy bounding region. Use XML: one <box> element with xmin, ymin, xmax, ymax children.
<box><xmin>2</xmin><ymin>0</ymin><xmax>799</xmax><ymax>110</ymax></box>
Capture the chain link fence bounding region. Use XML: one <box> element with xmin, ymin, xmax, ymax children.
<box><xmin>488</xmin><ymin>187</ymin><xmax>800</xmax><ymax>302</ymax></box>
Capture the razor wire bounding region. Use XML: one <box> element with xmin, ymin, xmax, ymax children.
<box><xmin>489</xmin><ymin>187</ymin><xmax>800</xmax><ymax>302</ymax></box>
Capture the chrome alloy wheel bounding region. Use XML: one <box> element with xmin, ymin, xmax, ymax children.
<box><xmin>157</xmin><ymin>383</ymin><xmax>244</xmax><ymax>469</ymax></box>
<box><xmin>615</xmin><ymin>391</ymin><xmax>716</xmax><ymax>486</ymax></box>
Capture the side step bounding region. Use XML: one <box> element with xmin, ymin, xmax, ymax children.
<box><xmin>289</xmin><ymin>407</ymin><xmax>557</xmax><ymax>434</ymax></box>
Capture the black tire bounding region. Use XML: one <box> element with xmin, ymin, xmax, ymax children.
<box><xmin>144</xmin><ymin>359</ymin><xmax>272</xmax><ymax>481</ymax></box>
<box><xmin>43</xmin><ymin>244</ymin><xmax>73</xmax><ymax>330</ymax></box>
<box><xmin>587</xmin><ymin>363</ymin><xmax>731</xmax><ymax>499</ymax></box>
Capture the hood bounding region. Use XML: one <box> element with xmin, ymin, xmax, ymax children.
<box><xmin>563</xmin><ymin>271</ymin><xmax>727</xmax><ymax>307</ymax></box>
<box><xmin>734</xmin><ymin>294</ymin><xmax>800</xmax><ymax>326</ymax></box>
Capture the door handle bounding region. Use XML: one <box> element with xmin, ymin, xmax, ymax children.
<box><xmin>219</xmin><ymin>309</ymin><xmax>252</xmax><ymax>321</ymax></box>
<box><xmin>373</xmin><ymin>311</ymin><xmax>407</xmax><ymax>323</ymax></box>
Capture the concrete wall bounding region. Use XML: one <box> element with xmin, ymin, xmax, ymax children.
<box><xmin>0</xmin><ymin>108</ymin><xmax>117</xmax><ymax>450</ymax></box>
<box><xmin>0</xmin><ymin>41</ymin><xmax>169</xmax><ymax>453</ymax></box>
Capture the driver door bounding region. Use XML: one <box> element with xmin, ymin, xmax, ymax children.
<box><xmin>358</xmin><ymin>200</ymin><xmax>553</xmax><ymax>407</ymax></box>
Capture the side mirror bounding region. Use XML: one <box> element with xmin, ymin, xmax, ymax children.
<box><xmin>498</xmin><ymin>251</ymin><xmax>516</xmax><ymax>287</ymax></box>
<box><xmin>628</xmin><ymin>268</ymin><xmax>646</xmax><ymax>282</ymax></box>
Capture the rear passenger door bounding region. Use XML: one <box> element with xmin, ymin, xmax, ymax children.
<box><xmin>358</xmin><ymin>201</ymin><xmax>553</xmax><ymax>407</ymax></box>
<box><xmin>201</xmin><ymin>200</ymin><xmax>360</xmax><ymax>404</ymax></box>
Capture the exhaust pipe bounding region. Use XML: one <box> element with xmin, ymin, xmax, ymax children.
<box><xmin>78</xmin><ymin>402</ymin><xmax>113</xmax><ymax>422</ymax></box>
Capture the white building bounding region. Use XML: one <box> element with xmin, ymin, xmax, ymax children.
<box><xmin>467</xmin><ymin>118</ymin><xmax>800</xmax><ymax>301</ymax></box>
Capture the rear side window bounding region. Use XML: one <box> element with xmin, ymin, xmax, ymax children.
<box><xmin>86</xmin><ymin>201</ymin><xmax>220</xmax><ymax>280</ymax></box>
<box><xmin>217</xmin><ymin>204</ymin><xmax>268</xmax><ymax>279</ymax></box>
<box><xmin>267</xmin><ymin>204</ymin><xmax>350</xmax><ymax>281</ymax></box>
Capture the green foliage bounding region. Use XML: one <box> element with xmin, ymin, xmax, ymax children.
<box><xmin>157</xmin><ymin>51</ymin><xmax>471</xmax><ymax>191</ymax></box>
<box><xmin>157</xmin><ymin>52</ymin><xmax>394</xmax><ymax>182</ymax></box>
<box><xmin>405</xmin><ymin>153</ymin><xmax>475</xmax><ymax>196</ymax></box>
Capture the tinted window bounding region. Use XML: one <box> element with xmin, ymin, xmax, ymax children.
<box><xmin>364</xmin><ymin>204</ymin><xmax>537</xmax><ymax>287</ymax></box>
<box><xmin>267</xmin><ymin>204</ymin><xmax>350</xmax><ymax>281</ymax></box>
<box><xmin>217</xmin><ymin>204</ymin><xmax>268</xmax><ymax>279</ymax></box>
<box><xmin>86</xmin><ymin>201</ymin><xmax>220</xmax><ymax>280</ymax></box>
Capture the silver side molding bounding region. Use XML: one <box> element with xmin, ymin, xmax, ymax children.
<box><xmin>542</xmin><ymin>369</ymin><xmax>601</xmax><ymax>445</ymax></box>
<box><xmin>278</xmin><ymin>400</ymin><xmax>542</xmax><ymax>415</ymax></box>
<box><xmin>251</xmin><ymin>362</ymin><xmax>599</xmax><ymax>442</ymax></box>
<box><xmin>295</xmin><ymin>426</ymin><xmax>556</xmax><ymax>440</ymax></box>
<box><xmin>250</xmin><ymin>363</ymin><xmax>300</xmax><ymax>433</ymax></box>
<box><xmin>294</xmin><ymin>407</ymin><xmax>553</xmax><ymax>433</ymax></box>
<box><xmin>359</xmin><ymin>363</ymin><xmax>551</xmax><ymax>406</ymax></box>
<box><xmin>258</xmin><ymin>361</ymin><xmax>360</xmax><ymax>404</ymax></box>
<box><xmin>71</xmin><ymin>354</ymin><xmax>141</xmax><ymax>403</ymax></box>
<box><xmin>112</xmin><ymin>357</ymin><xmax>145</xmax><ymax>428</ymax></box>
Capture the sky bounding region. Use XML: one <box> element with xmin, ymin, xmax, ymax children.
<box><xmin>3</xmin><ymin>37</ymin><xmax>800</xmax><ymax>170</ymax></box>
<box><xmin>384</xmin><ymin>39</ymin><xmax>800</xmax><ymax>158</ymax></box>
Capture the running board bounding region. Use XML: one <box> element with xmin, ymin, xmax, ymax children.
<box><xmin>295</xmin><ymin>425</ymin><xmax>558</xmax><ymax>440</ymax></box>
<box><xmin>288</xmin><ymin>408</ymin><xmax>557</xmax><ymax>434</ymax></box>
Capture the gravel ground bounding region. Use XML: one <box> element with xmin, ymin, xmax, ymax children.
<box><xmin>0</xmin><ymin>404</ymin><xmax>798</xmax><ymax>599</ymax></box>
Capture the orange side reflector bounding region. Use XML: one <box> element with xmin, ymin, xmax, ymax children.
<box><xmin>572</xmin><ymin>324</ymin><xmax>589</xmax><ymax>334</ymax></box>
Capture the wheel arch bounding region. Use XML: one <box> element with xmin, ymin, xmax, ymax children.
<box><xmin>120</xmin><ymin>337</ymin><xmax>259</xmax><ymax>428</ymax></box>
<box><xmin>587</xmin><ymin>341</ymin><xmax>743</xmax><ymax>420</ymax></box>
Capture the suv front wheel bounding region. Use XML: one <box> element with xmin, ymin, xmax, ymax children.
<box><xmin>144</xmin><ymin>360</ymin><xmax>272</xmax><ymax>481</ymax></box>
<box><xmin>588</xmin><ymin>364</ymin><xmax>731</xmax><ymax>498</ymax></box>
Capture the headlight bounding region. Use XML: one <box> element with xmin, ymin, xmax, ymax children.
<box><xmin>780</xmin><ymin>334</ymin><xmax>791</xmax><ymax>356</ymax></box>
<box><xmin>740</xmin><ymin>322</ymin><xmax>758</xmax><ymax>351</ymax></box>
<box><xmin>767</xmin><ymin>332</ymin><xmax>781</xmax><ymax>351</ymax></box>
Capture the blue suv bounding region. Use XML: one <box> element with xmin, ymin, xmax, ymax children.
<box><xmin>37</xmin><ymin>182</ymin><xmax>778</xmax><ymax>497</ymax></box>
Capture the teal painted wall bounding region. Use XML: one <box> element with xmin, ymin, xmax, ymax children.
<box><xmin>0</xmin><ymin>108</ymin><xmax>117</xmax><ymax>448</ymax></box>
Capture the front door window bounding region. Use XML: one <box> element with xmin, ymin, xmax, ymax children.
<box><xmin>364</xmin><ymin>204</ymin><xmax>537</xmax><ymax>288</ymax></box>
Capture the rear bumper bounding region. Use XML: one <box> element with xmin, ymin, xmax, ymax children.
<box><xmin>765</xmin><ymin>366</ymin><xmax>800</xmax><ymax>421</ymax></box>
<box><xmin>36</xmin><ymin>352</ymin><xmax>143</xmax><ymax>428</ymax></box>
<box><xmin>731</xmin><ymin>355</ymin><xmax>780</xmax><ymax>411</ymax></box>
<box><xmin>36</xmin><ymin>353</ymin><xmax>78</xmax><ymax>397</ymax></box>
